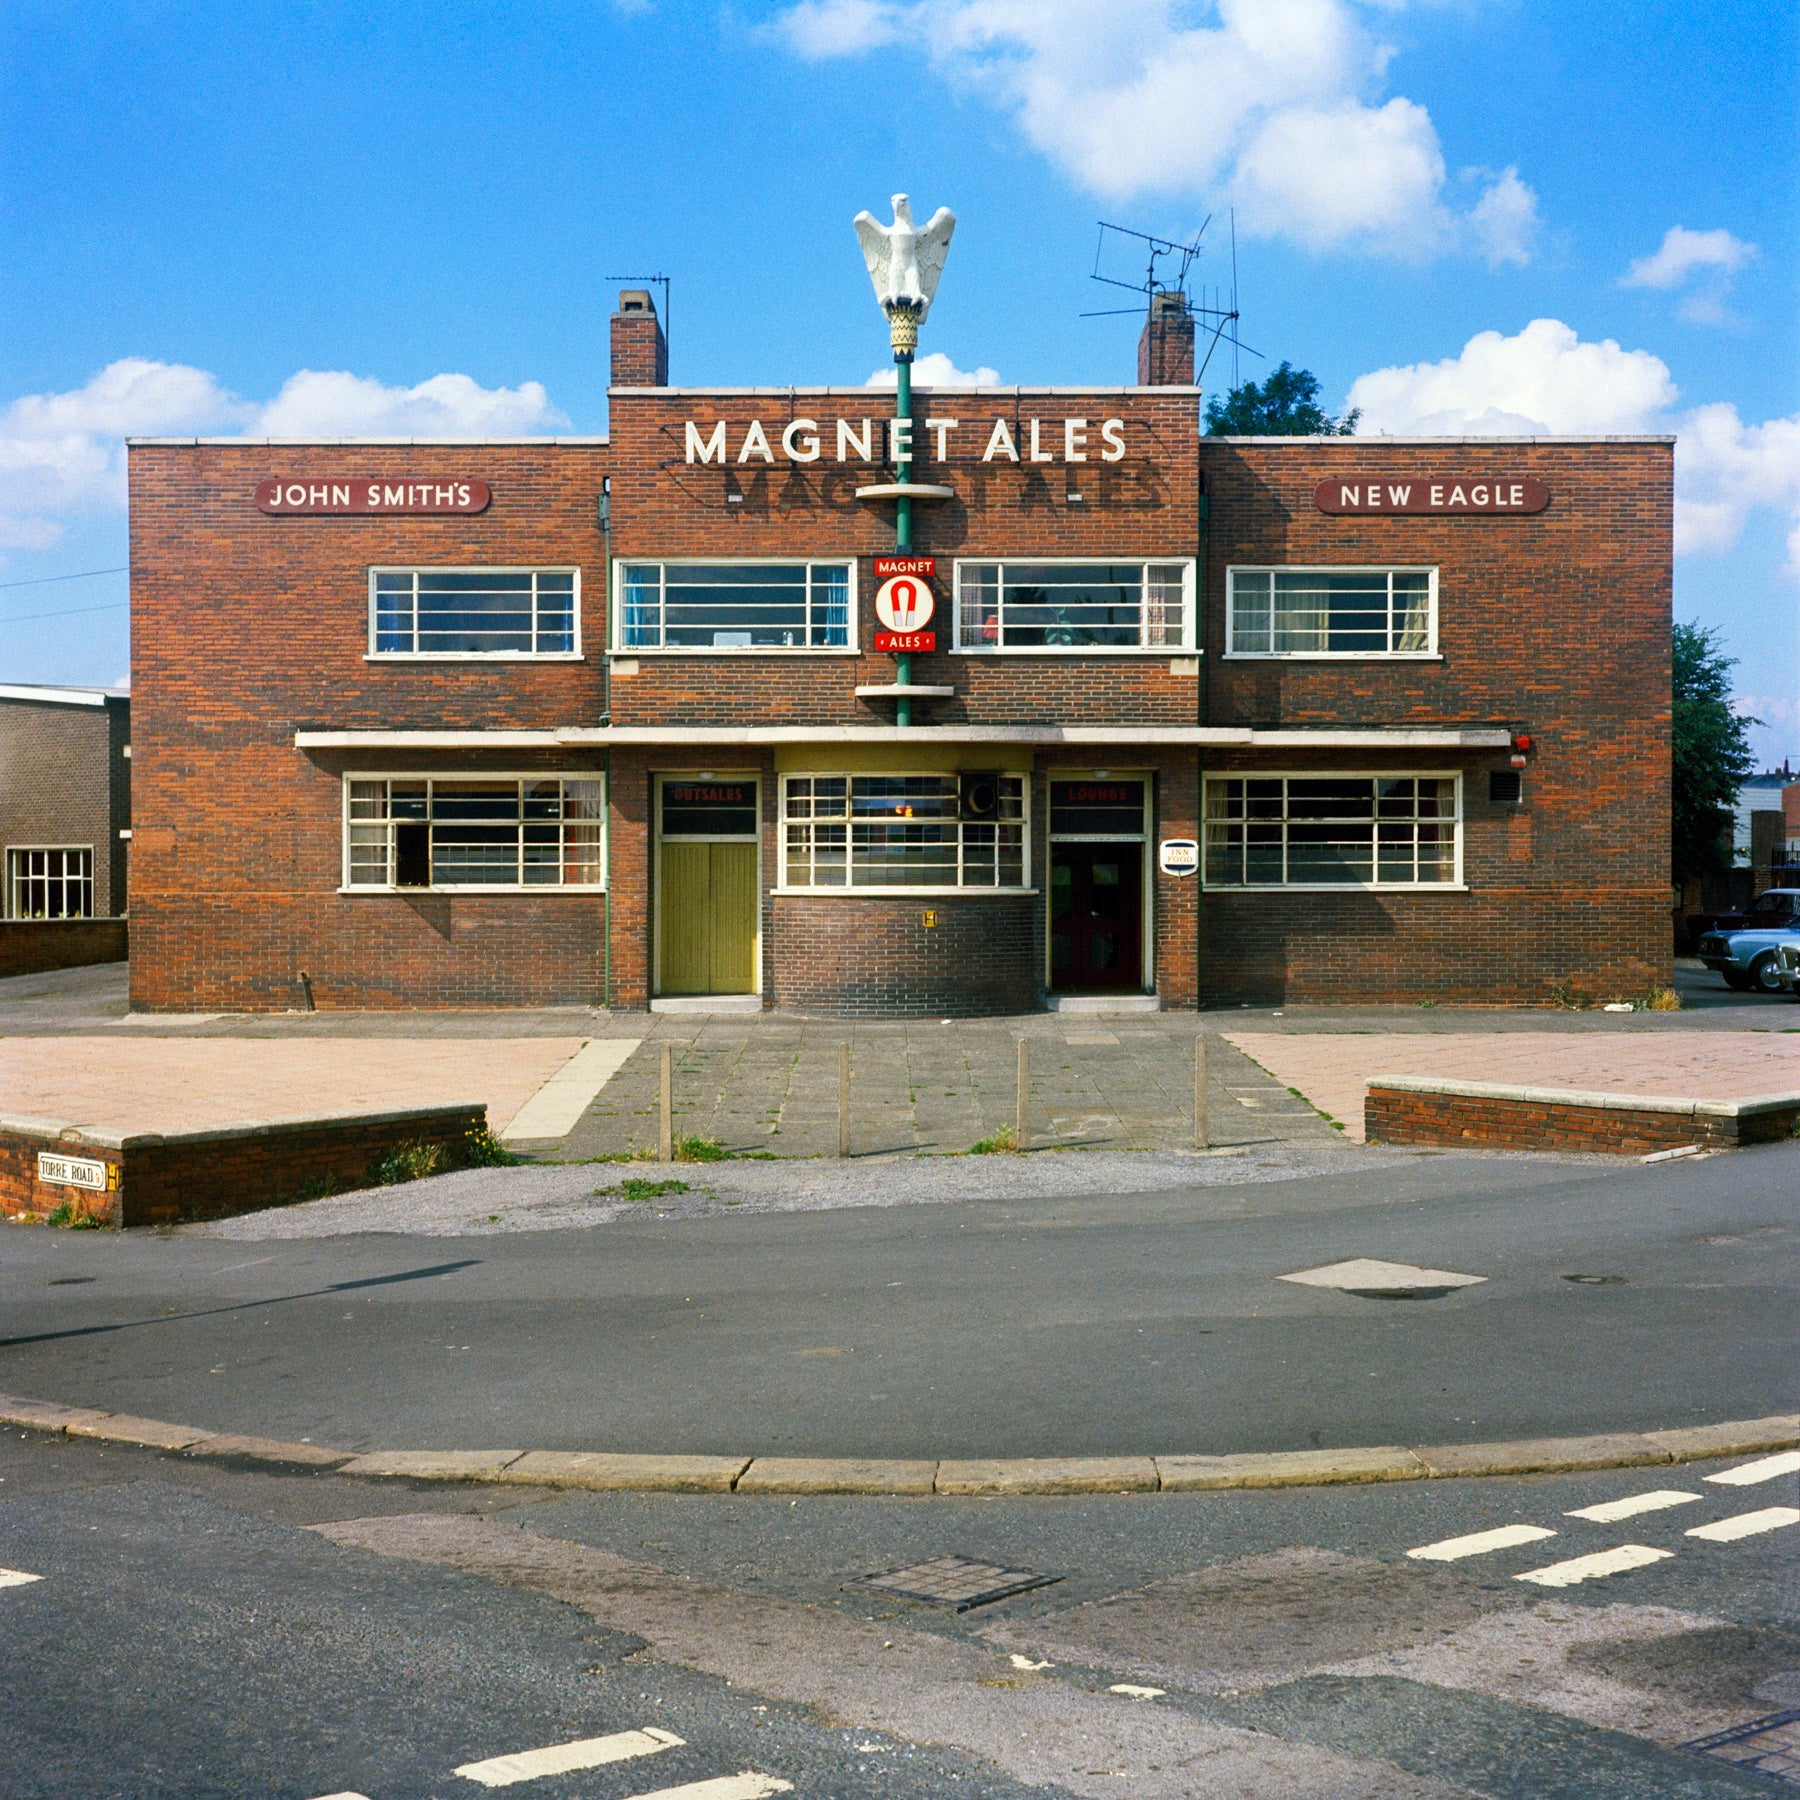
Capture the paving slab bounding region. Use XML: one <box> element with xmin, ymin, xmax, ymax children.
<box><xmin>935</xmin><ymin>1456</ymin><xmax>1159</xmax><ymax>1495</ymax></box>
<box><xmin>737</xmin><ymin>1457</ymin><xmax>938</xmax><ymax>1495</ymax></box>
<box><xmin>503</xmin><ymin>1451</ymin><xmax>749</xmax><ymax>1492</ymax></box>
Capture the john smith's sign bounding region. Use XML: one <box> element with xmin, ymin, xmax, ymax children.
<box><xmin>1315</xmin><ymin>477</ymin><xmax>1549</xmax><ymax>516</ymax></box>
<box><xmin>256</xmin><ymin>479</ymin><xmax>492</xmax><ymax>515</ymax></box>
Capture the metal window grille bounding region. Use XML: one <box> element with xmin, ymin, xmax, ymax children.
<box><xmin>784</xmin><ymin>775</ymin><xmax>1025</xmax><ymax>888</ymax></box>
<box><xmin>619</xmin><ymin>562</ymin><xmax>853</xmax><ymax>649</ymax></box>
<box><xmin>370</xmin><ymin>569</ymin><xmax>577</xmax><ymax>656</ymax></box>
<box><xmin>344</xmin><ymin>777</ymin><xmax>605</xmax><ymax>889</ymax></box>
<box><xmin>954</xmin><ymin>561</ymin><xmax>1191</xmax><ymax>651</ymax></box>
<box><xmin>1203</xmin><ymin>775</ymin><xmax>1458</xmax><ymax>887</ymax></box>
<box><xmin>1227</xmin><ymin>567</ymin><xmax>1435</xmax><ymax>656</ymax></box>
<box><xmin>7</xmin><ymin>847</ymin><xmax>93</xmax><ymax>919</ymax></box>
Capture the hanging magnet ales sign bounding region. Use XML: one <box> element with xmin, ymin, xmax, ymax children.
<box><xmin>873</xmin><ymin>554</ymin><xmax>936</xmax><ymax>652</ymax></box>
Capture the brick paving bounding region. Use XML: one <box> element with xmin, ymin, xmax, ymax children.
<box><xmin>1227</xmin><ymin>1029</ymin><xmax>1800</xmax><ymax>1142</ymax></box>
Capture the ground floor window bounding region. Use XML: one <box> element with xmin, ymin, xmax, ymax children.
<box><xmin>1204</xmin><ymin>774</ymin><xmax>1459</xmax><ymax>887</ymax></box>
<box><xmin>784</xmin><ymin>773</ymin><xmax>1027</xmax><ymax>888</ymax></box>
<box><xmin>7</xmin><ymin>846</ymin><xmax>93</xmax><ymax>918</ymax></box>
<box><xmin>343</xmin><ymin>775</ymin><xmax>605</xmax><ymax>890</ymax></box>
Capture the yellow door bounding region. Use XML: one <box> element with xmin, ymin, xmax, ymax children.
<box><xmin>659</xmin><ymin>841</ymin><xmax>758</xmax><ymax>995</ymax></box>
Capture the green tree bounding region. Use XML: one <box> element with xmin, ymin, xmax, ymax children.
<box><xmin>1204</xmin><ymin>362</ymin><xmax>1360</xmax><ymax>436</ymax></box>
<box><xmin>1672</xmin><ymin>621</ymin><xmax>1756</xmax><ymax>880</ymax></box>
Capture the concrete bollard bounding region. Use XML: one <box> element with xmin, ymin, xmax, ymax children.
<box><xmin>838</xmin><ymin>1042</ymin><xmax>851</xmax><ymax>1158</ymax></box>
<box><xmin>1195</xmin><ymin>1035</ymin><xmax>1208</xmax><ymax>1151</ymax></box>
<box><xmin>659</xmin><ymin>1043</ymin><xmax>673</xmax><ymax>1162</ymax></box>
<box><xmin>1016</xmin><ymin>1037</ymin><xmax>1029</xmax><ymax>1151</ymax></box>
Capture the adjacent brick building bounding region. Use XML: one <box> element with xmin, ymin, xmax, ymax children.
<box><xmin>126</xmin><ymin>290</ymin><xmax>1672</xmax><ymax>1014</ymax></box>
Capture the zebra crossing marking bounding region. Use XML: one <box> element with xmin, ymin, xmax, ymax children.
<box><xmin>1685</xmin><ymin>1506</ymin><xmax>1800</xmax><ymax>1543</ymax></box>
<box><xmin>1514</xmin><ymin>1543</ymin><xmax>1672</xmax><ymax>1587</ymax></box>
<box><xmin>455</xmin><ymin>1726</ymin><xmax>683</xmax><ymax>1787</ymax></box>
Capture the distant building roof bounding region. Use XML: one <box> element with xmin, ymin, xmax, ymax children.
<box><xmin>0</xmin><ymin>682</ymin><xmax>127</xmax><ymax>708</ymax></box>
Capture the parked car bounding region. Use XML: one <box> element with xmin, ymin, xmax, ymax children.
<box><xmin>1692</xmin><ymin>886</ymin><xmax>1800</xmax><ymax>943</ymax></box>
<box><xmin>1695</xmin><ymin>920</ymin><xmax>1800</xmax><ymax>992</ymax></box>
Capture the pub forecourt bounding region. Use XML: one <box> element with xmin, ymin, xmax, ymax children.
<box><xmin>125</xmin><ymin>287</ymin><xmax>1672</xmax><ymax>1014</ymax></box>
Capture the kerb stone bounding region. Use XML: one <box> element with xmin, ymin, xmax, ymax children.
<box><xmin>338</xmin><ymin>1449</ymin><xmax>524</xmax><ymax>1481</ymax></box>
<box><xmin>737</xmin><ymin>1457</ymin><xmax>937</xmax><ymax>1495</ymax></box>
<box><xmin>1157</xmin><ymin>1446</ymin><xmax>1425</xmax><ymax>1490</ymax></box>
<box><xmin>936</xmin><ymin>1457</ymin><xmax>1158</xmax><ymax>1495</ymax></box>
<box><xmin>1413</xmin><ymin>1433</ymin><xmax>1669</xmax><ymax>1477</ymax></box>
<box><xmin>504</xmin><ymin>1451</ymin><xmax>748</xmax><ymax>1492</ymax></box>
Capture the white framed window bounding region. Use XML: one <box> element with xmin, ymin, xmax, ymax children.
<box><xmin>783</xmin><ymin>774</ymin><xmax>1028</xmax><ymax>890</ymax></box>
<box><xmin>1226</xmin><ymin>566</ymin><xmax>1435</xmax><ymax>657</ymax></box>
<box><xmin>342</xmin><ymin>775</ymin><xmax>605</xmax><ymax>891</ymax></box>
<box><xmin>1204</xmin><ymin>774</ymin><xmax>1460</xmax><ymax>888</ymax></box>
<box><xmin>954</xmin><ymin>559</ymin><xmax>1193</xmax><ymax>652</ymax></box>
<box><xmin>369</xmin><ymin>568</ymin><xmax>579</xmax><ymax>658</ymax></box>
<box><xmin>7</xmin><ymin>846</ymin><xmax>93</xmax><ymax>918</ymax></box>
<box><xmin>617</xmin><ymin>560</ymin><xmax>855</xmax><ymax>651</ymax></box>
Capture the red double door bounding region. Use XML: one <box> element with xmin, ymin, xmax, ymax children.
<box><xmin>1049</xmin><ymin>842</ymin><xmax>1143</xmax><ymax>991</ymax></box>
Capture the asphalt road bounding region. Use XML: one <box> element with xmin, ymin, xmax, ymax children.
<box><xmin>1</xmin><ymin>1141</ymin><xmax>1794</xmax><ymax>1458</ymax></box>
<box><xmin>1</xmin><ymin>1426</ymin><xmax>1793</xmax><ymax>1798</ymax></box>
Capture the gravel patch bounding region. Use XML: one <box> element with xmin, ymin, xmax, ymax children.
<box><xmin>181</xmin><ymin>1141</ymin><xmax>1416</xmax><ymax>1239</ymax></box>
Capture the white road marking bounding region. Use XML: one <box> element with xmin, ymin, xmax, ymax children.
<box><xmin>455</xmin><ymin>1726</ymin><xmax>683</xmax><ymax>1786</ymax></box>
<box><xmin>308</xmin><ymin>1792</ymin><xmax>372</xmax><ymax>1799</ymax></box>
<box><xmin>1109</xmin><ymin>1684</ymin><xmax>1165</xmax><ymax>1699</ymax></box>
<box><xmin>1685</xmin><ymin>1506</ymin><xmax>1800</xmax><ymax>1543</ymax></box>
<box><xmin>0</xmin><ymin>1568</ymin><xmax>43</xmax><ymax>1589</ymax></box>
<box><xmin>1705</xmin><ymin>1450</ymin><xmax>1800</xmax><ymax>1486</ymax></box>
<box><xmin>623</xmin><ymin>1778</ymin><xmax>793</xmax><ymax>1800</ymax></box>
<box><xmin>1407</xmin><ymin>1524</ymin><xmax>1556</xmax><ymax>1561</ymax></box>
<box><xmin>1566</xmin><ymin>1490</ymin><xmax>1703</xmax><ymax>1522</ymax></box>
<box><xmin>500</xmin><ymin>1039</ymin><xmax>642</xmax><ymax>1140</ymax></box>
<box><xmin>1514</xmin><ymin>1544</ymin><xmax>1673</xmax><ymax>1587</ymax></box>
<box><xmin>1278</xmin><ymin>1257</ymin><xmax>1485</xmax><ymax>1292</ymax></box>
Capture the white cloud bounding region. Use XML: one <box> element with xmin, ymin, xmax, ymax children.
<box><xmin>771</xmin><ymin>0</ymin><xmax>1539</xmax><ymax>262</ymax></box>
<box><xmin>1346</xmin><ymin>318</ymin><xmax>1800</xmax><ymax>570</ymax></box>
<box><xmin>1622</xmin><ymin>225</ymin><xmax>1756</xmax><ymax>290</ymax></box>
<box><xmin>866</xmin><ymin>350</ymin><xmax>1002</xmax><ymax>386</ymax></box>
<box><xmin>0</xmin><ymin>359</ymin><xmax>564</xmax><ymax>551</ymax></box>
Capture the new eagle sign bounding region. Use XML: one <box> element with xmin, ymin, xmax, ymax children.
<box><xmin>873</xmin><ymin>554</ymin><xmax>936</xmax><ymax>652</ymax></box>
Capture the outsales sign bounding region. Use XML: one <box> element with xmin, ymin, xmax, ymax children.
<box><xmin>1314</xmin><ymin>477</ymin><xmax>1549</xmax><ymax>516</ymax></box>
<box><xmin>255</xmin><ymin>479</ymin><xmax>492</xmax><ymax>515</ymax></box>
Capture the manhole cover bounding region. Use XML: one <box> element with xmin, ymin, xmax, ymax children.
<box><xmin>1563</xmin><ymin>1274</ymin><xmax>1628</xmax><ymax>1285</ymax></box>
<box><xmin>848</xmin><ymin>1555</ymin><xmax>1061</xmax><ymax>1611</ymax></box>
<box><xmin>1278</xmin><ymin>1258</ymin><xmax>1486</xmax><ymax>1301</ymax></box>
<box><xmin>1682</xmin><ymin>1708</ymin><xmax>1800</xmax><ymax>1784</ymax></box>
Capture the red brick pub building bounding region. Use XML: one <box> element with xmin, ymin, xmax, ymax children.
<box><xmin>127</xmin><ymin>294</ymin><xmax>1672</xmax><ymax>1015</ymax></box>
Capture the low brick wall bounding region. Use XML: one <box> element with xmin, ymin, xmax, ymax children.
<box><xmin>0</xmin><ymin>918</ymin><xmax>128</xmax><ymax>980</ymax></box>
<box><xmin>1366</xmin><ymin>1076</ymin><xmax>1800</xmax><ymax>1155</ymax></box>
<box><xmin>770</xmin><ymin>892</ymin><xmax>1041</xmax><ymax>1017</ymax></box>
<box><xmin>1</xmin><ymin>1103</ymin><xmax>486</xmax><ymax>1227</ymax></box>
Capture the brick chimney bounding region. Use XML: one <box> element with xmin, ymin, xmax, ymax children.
<box><xmin>1137</xmin><ymin>290</ymin><xmax>1195</xmax><ymax>385</ymax></box>
<box><xmin>611</xmin><ymin>289</ymin><xmax>668</xmax><ymax>387</ymax></box>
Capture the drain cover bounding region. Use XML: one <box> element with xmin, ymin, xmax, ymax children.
<box><xmin>1278</xmin><ymin>1258</ymin><xmax>1486</xmax><ymax>1301</ymax></box>
<box><xmin>1563</xmin><ymin>1274</ymin><xmax>1628</xmax><ymax>1285</ymax></box>
<box><xmin>1682</xmin><ymin>1708</ymin><xmax>1800</xmax><ymax>1784</ymax></box>
<box><xmin>848</xmin><ymin>1555</ymin><xmax>1061</xmax><ymax>1611</ymax></box>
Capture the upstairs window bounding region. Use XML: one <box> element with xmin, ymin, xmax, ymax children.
<box><xmin>1227</xmin><ymin>567</ymin><xmax>1434</xmax><ymax>656</ymax></box>
<box><xmin>784</xmin><ymin>774</ymin><xmax>1026</xmax><ymax>889</ymax></box>
<box><xmin>955</xmin><ymin>560</ymin><xmax>1192</xmax><ymax>651</ymax></box>
<box><xmin>344</xmin><ymin>776</ymin><xmax>605</xmax><ymax>890</ymax></box>
<box><xmin>370</xmin><ymin>568</ymin><xmax>578</xmax><ymax>657</ymax></box>
<box><xmin>8</xmin><ymin>846</ymin><xmax>92</xmax><ymax>919</ymax></box>
<box><xmin>1204</xmin><ymin>775</ymin><xmax>1459</xmax><ymax>887</ymax></box>
<box><xmin>619</xmin><ymin>561</ymin><xmax>853</xmax><ymax>650</ymax></box>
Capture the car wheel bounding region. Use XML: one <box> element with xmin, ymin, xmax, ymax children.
<box><xmin>1722</xmin><ymin>968</ymin><xmax>1754</xmax><ymax>991</ymax></box>
<box><xmin>1752</xmin><ymin>954</ymin><xmax>1785</xmax><ymax>994</ymax></box>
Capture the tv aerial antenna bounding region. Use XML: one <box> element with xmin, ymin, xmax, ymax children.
<box><xmin>1083</xmin><ymin>213</ymin><xmax>1259</xmax><ymax>388</ymax></box>
<box><xmin>605</xmin><ymin>272</ymin><xmax>673</xmax><ymax>349</ymax></box>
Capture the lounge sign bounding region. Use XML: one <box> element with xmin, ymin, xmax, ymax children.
<box><xmin>255</xmin><ymin>478</ymin><xmax>492</xmax><ymax>515</ymax></box>
<box><xmin>1314</xmin><ymin>477</ymin><xmax>1549</xmax><ymax>516</ymax></box>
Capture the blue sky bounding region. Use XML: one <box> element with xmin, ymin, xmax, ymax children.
<box><xmin>3</xmin><ymin>0</ymin><xmax>1796</xmax><ymax>756</ymax></box>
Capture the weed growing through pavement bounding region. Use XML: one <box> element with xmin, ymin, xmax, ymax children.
<box><xmin>674</xmin><ymin>1134</ymin><xmax>729</xmax><ymax>1162</ymax></box>
<box><xmin>372</xmin><ymin>1141</ymin><xmax>446</xmax><ymax>1185</ymax></box>
<box><xmin>1645</xmin><ymin>986</ymin><xmax>1681</xmax><ymax>1011</ymax></box>
<box><xmin>595</xmin><ymin>1178</ymin><xmax>691</xmax><ymax>1202</ymax></box>
<box><xmin>969</xmin><ymin>1125</ymin><xmax>1019</xmax><ymax>1154</ymax></box>
<box><xmin>43</xmin><ymin>1201</ymin><xmax>102</xmax><ymax>1229</ymax></box>
<box><xmin>462</xmin><ymin>1125</ymin><xmax>521</xmax><ymax>1167</ymax></box>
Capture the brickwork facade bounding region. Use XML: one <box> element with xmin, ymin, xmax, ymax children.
<box><xmin>124</xmin><ymin>294</ymin><xmax>1672</xmax><ymax>1015</ymax></box>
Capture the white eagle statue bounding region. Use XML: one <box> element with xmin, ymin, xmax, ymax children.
<box><xmin>853</xmin><ymin>194</ymin><xmax>956</xmax><ymax>327</ymax></box>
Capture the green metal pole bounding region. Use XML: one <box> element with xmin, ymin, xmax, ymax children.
<box><xmin>894</xmin><ymin>347</ymin><xmax>913</xmax><ymax>728</ymax></box>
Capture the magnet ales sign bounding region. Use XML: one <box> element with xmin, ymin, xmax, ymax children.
<box><xmin>255</xmin><ymin>478</ymin><xmax>492</xmax><ymax>516</ymax></box>
<box><xmin>1314</xmin><ymin>477</ymin><xmax>1549</xmax><ymax>516</ymax></box>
